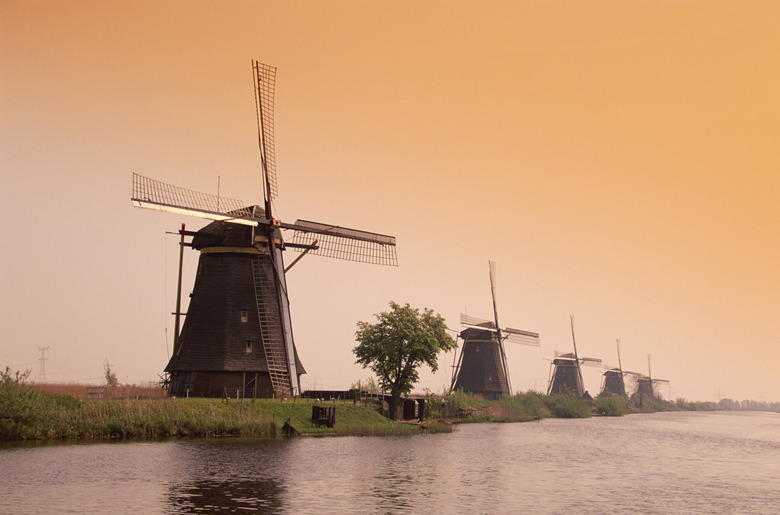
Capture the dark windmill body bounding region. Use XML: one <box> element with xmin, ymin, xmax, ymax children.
<box><xmin>547</xmin><ymin>316</ymin><xmax>601</xmax><ymax>398</ymax></box>
<box><xmin>132</xmin><ymin>61</ymin><xmax>397</xmax><ymax>398</ymax></box>
<box><xmin>600</xmin><ymin>339</ymin><xmax>627</xmax><ymax>396</ymax></box>
<box><xmin>163</xmin><ymin>212</ymin><xmax>305</xmax><ymax>398</ymax></box>
<box><xmin>450</xmin><ymin>261</ymin><xmax>540</xmax><ymax>400</ymax></box>
<box><xmin>548</xmin><ymin>353</ymin><xmax>586</xmax><ymax>397</ymax></box>
<box><xmin>601</xmin><ymin>369</ymin><xmax>626</xmax><ymax>396</ymax></box>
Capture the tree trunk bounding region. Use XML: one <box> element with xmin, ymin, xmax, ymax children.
<box><xmin>388</xmin><ymin>392</ymin><xmax>401</xmax><ymax>420</ymax></box>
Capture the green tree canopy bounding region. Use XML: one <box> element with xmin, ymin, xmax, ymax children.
<box><xmin>353</xmin><ymin>301</ymin><xmax>456</xmax><ymax>419</ymax></box>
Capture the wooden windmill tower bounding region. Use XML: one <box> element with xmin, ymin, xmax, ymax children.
<box><xmin>547</xmin><ymin>315</ymin><xmax>602</xmax><ymax>397</ymax></box>
<box><xmin>634</xmin><ymin>354</ymin><xmax>669</xmax><ymax>401</ymax></box>
<box><xmin>131</xmin><ymin>61</ymin><xmax>397</xmax><ymax>398</ymax></box>
<box><xmin>449</xmin><ymin>261</ymin><xmax>540</xmax><ymax>400</ymax></box>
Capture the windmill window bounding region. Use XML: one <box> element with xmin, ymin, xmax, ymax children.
<box><xmin>240</xmin><ymin>309</ymin><xmax>248</xmax><ymax>322</ymax></box>
<box><xmin>246</xmin><ymin>340</ymin><xmax>253</xmax><ymax>353</ymax></box>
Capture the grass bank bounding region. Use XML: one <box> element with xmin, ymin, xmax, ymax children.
<box><xmin>1</xmin><ymin>368</ymin><xmax>449</xmax><ymax>441</ymax></box>
<box><xmin>2</xmin><ymin>367</ymin><xmax>715</xmax><ymax>441</ymax></box>
<box><xmin>428</xmin><ymin>389</ymin><xmax>596</xmax><ymax>423</ymax></box>
<box><xmin>427</xmin><ymin>388</ymin><xmax>715</xmax><ymax>423</ymax></box>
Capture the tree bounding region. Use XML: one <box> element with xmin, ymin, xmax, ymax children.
<box><xmin>350</xmin><ymin>376</ymin><xmax>381</xmax><ymax>394</ymax></box>
<box><xmin>353</xmin><ymin>301</ymin><xmax>456</xmax><ymax>419</ymax></box>
<box><xmin>104</xmin><ymin>359</ymin><xmax>118</xmax><ymax>387</ymax></box>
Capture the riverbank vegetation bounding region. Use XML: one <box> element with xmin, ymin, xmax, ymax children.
<box><xmin>427</xmin><ymin>388</ymin><xmax>720</xmax><ymax>423</ymax></box>
<box><xmin>428</xmin><ymin>389</ymin><xmax>596</xmax><ymax>423</ymax></box>
<box><xmin>1</xmin><ymin>367</ymin><xmax>767</xmax><ymax>442</ymax></box>
<box><xmin>1</xmin><ymin>367</ymin><xmax>449</xmax><ymax>441</ymax></box>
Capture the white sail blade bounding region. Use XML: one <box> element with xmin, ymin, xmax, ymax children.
<box><xmin>504</xmin><ymin>327</ymin><xmax>541</xmax><ymax>347</ymax></box>
<box><xmin>131</xmin><ymin>173</ymin><xmax>259</xmax><ymax>226</ymax></box>
<box><xmin>460</xmin><ymin>313</ymin><xmax>496</xmax><ymax>329</ymax></box>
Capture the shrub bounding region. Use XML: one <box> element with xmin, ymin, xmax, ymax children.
<box><xmin>594</xmin><ymin>391</ymin><xmax>628</xmax><ymax>416</ymax></box>
<box><xmin>0</xmin><ymin>367</ymin><xmax>60</xmax><ymax>440</ymax></box>
<box><xmin>544</xmin><ymin>390</ymin><xmax>592</xmax><ymax>418</ymax></box>
<box><xmin>427</xmin><ymin>388</ymin><xmax>471</xmax><ymax>419</ymax></box>
<box><xmin>494</xmin><ymin>391</ymin><xmax>550</xmax><ymax>421</ymax></box>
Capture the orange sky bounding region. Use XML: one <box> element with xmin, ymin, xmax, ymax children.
<box><xmin>2</xmin><ymin>1</ymin><xmax>778</xmax><ymax>402</ymax></box>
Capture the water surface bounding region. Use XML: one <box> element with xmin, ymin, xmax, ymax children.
<box><xmin>1</xmin><ymin>411</ymin><xmax>778</xmax><ymax>513</ymax></box>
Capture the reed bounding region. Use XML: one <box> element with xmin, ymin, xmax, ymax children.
<box><xmin>427</xmin><ymin>390</ymin><xmax>591</xmax><ymax>423</ymax></box>
<box><xmin>496</xmin><ymin>390</ymin><xmax>551</xmax><ymax>421</ymax></box>
<box><xmin>427</xmin><ymin>388</ymin><xmax>484</xmax><ymax>419</ymax></box>
<box><xmin>31</xmin><ymin>383</ymin><xmax>165</xmax><ymax>399</ymax></box>
<box><xmin>674</xmin><ymin>398</ymin><xmax>715</xmax><ymax>411</ymax></box>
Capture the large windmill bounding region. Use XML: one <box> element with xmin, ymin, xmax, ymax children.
<box><xmin>634</xmin><ymin>354</ymin><xmax>669</xmax><ymax>401</ymax></box>
<box><xmin>131</xmin><ymin>61</ymin><xmax>397</xmax><ymax>398</ymax></box>
<box><xmin>547</xmin><ymin>315</ymin><xmax>602</xmax><ymax>397</ymax></box>
<box><xmin>449</xmin><ymin>261</ymin><xmax>540</xmax><ymax>400</ymax></box>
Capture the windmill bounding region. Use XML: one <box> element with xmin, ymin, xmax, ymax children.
<box><xmin>546</xmin><ymin>315</ymin><xmax>602</xmax><ymax>398</ymax></box>
<box><xmin>634</xmin><ymin>354</ymin><xmax>669</xmax><ymax>401</ymax></box>
<box><xmin>601</xmin><ymin>339</ymin><xmax>629</xmax><ymax>396</ymax></box>
<box><xmin>449</xmin><ymin>261</ymin><xmax>540</xmax><ymax>400</ymax></box>
<box><xmin>131</xmin><ymin>61</ymin><xmax>397</xmax><ymax>398</ymax></box>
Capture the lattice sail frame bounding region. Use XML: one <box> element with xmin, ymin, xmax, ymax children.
<box><xmin>459</xmin><ymin>313</ymin><xmax>540</xmax><ymax>347</ymax></box>
<box><xmin>579</xmin><ymin>356</ymin><xmax>604</xmax><ymax>367</ymax></box>
<box><xmin>253</xmin><ymin>61</ymin><xmax>278</xmax><ymax>203</ymax></box>
<box><xmin>131</xmin><ymin>173</ymin><xmax>257</xmax><ymax>225</ymax></box>
<box><xmin>132</xmin><ymin>172</ymin><xmax>397</xmax><ymax>266</ymax></box>
<box><xmin>288</xmin><ymin>221</ymin><xmax>397</xmax><ymax>266</ymax></box>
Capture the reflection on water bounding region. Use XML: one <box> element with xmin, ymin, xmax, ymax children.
<box><xmin>1</xmin><ymin>411</ymin><xmax>778</xmax><ymax>514</ymax></box>
<box><xmin>168</xmin><ymin>479</ymin><xmax>284</xmax><ymax>513</ymax></box>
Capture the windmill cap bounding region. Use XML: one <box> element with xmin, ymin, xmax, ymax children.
<box><xmin>192</xmin><ymin>206</ymin><xmax>267</xmax><ymax>249</ymax></box>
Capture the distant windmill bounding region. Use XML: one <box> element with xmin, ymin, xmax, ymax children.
<box><xmin>131</xmin><ymin>61</ymin><xmax>397</xmax><ymax>398</ymax></box>
<box><xmin>600</xmin><ymin>340</ymin><xmax>626</xmax><ymax>396</ymax></box>
<box><xmin>600</xmin><ymin>339</ymin><xmax>644</xmax><ymax>397</ymax></box>
<box><xmin>449</xmin><ymin>261</ymin><xmax>540</xmax><ymax>399</ymax></box>
<box><xmin>634</xmin><ymin>354</ymin><xmax>669</xmax><ymax>401</ymax></box>
<box><xmin>547</xmin><ymin>315</ymin><xmax>602</xmax><ymax>397</ymax></box>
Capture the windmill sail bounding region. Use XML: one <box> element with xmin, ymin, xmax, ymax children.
<box><xmin>131</xmin><ymin>174</ymin><xmax>398</xmax><ymax>265</ymax></box>
<box><xmin>488</xmin><ymin>260</ymin><xmax>512</xmax><ymax>394</ymax></box>
<box><xmin>288</xmin><ymin>220</ymin><xmax>397</xmax><ymax>266</ymax></box>
<box><xmin>131</xmin><ymin>173</ymin><xmax>258</xmax><ymax>226</ymax></box>
<box><xmin>459</xmin><ymin>314</ymin><xmax>540</xmax><ymax>347</ymax></box>
<box><xmin>503</xmin><ymin>327</ymin><xmax>542</xmax><ymax>346</ymax></box>
<box><xmin>253</xmin><ymin>60</ymin><xmax>278</xmax><ymax>204</ymax></box>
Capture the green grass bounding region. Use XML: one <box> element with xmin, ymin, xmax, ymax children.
<box><xmin>427</xmin><ymin>389</ymin><xmax>592</xmax><ymax>423</ymax></box>
<box><xmin>1</xmin><ymin>367</ymin><xmax>716</xmax><ymax>441</ymax></box>
<box><xmin>1</xmin><ymin>369</ymin><xmax>447</xmax><ymax>441</ymax></box>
